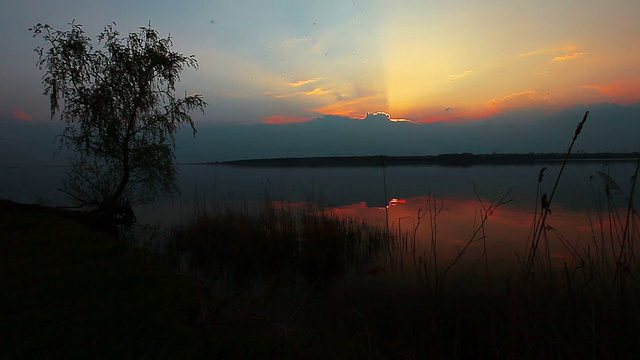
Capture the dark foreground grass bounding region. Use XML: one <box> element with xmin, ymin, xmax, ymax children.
<box><xmin>3</xmin><ymin>191</ymin><xmax>639</xmax><ymax>359</ymax></box>
<box><xmin>165</xmin><ymin>200</ymin><xmax>640</xmax><ymax>359</ymax></box>
<box><xmin>0</xmin><ymin>200</ymin><xmax>348</xmax><ymax>359</ymax></box>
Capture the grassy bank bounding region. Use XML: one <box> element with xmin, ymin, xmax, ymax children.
<box><xmin>0</xmin><ymin>200</ymin><xmax>349</xmax><ymax>359</ymax></box>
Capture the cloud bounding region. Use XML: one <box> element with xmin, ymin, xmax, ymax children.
<box><xmin>310</xmin><ymin>95</ymin><xmax>385</xmax><ymax>118</ymax></box>
<box><xmin>517</xmin><ymin>46</ymin><xmax>577</xmax><ymax>58</ymax></box>
<box><xmin>552</xmin><ymin>52</ymin><xmax>587</xmax><ymax>61</ymax></box>
<box><xmin>262</xmin><ymin>115</ymin><xmax>312</xmax><ymax>124</ymax></box>
<box><xmin>517</xmin><ymin>49</ymin><xmax>545</xmax><ymax>58</ymax></box>
<box><xmin>583</xmin><ymin>77</ymin><xmax>640</xmax><ymax>104</ymax></box>
<box><xmin>486</xmin><ymin>90</ymin><xmax>540</xmax><ymax>113</ymax></box>
<box><xmin>449</xmin><ymin>70</ymin><xmax>474</xmax><ymax>80</ymax></box>
<box><xmin>303</xmin><ymin>88</ymin><xmax>331</xmax><ymax>96</ymax></box>
<box><xmin>290</xmin><ymin>78</ymin><xmax>322</xmax><ymax>87</ymax></box>
<box><xmin>367</xmin><ymin>112</ymin><xmax>413</xmax><ymax>123</ymax></box>
<box><xmin>178</xmin><ymin>102</ymin><xmax>640</xmax><ymax>163</ymax></box>
<box><xmin>12</xmin><ymin>109</ymin><xmax>33</xmax><ymax>121</ymax></box>
<box><xmin>274</xmin><ymin>87</ymin><xmax>331</xmax><ymax>98</ymax></box>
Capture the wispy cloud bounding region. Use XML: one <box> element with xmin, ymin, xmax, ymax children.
<box><xmin>517</xmin><ymin>46</ymin><xmax>578</xmax><ymax>58</ymax></box>
<box><xmin>449</xmin><ymin>70</ymin><xmax>474</xmax><ymax>80</ymax></box>
<box><xmin>275</xmin><ymin>87</ymin><xmax>331</xmax><ymax>98</ymax></box>
<box><xmin>517</xmin><ymin>49</ymin><xmax>549</xmax><ymax>58</ymax></box>
<box><xmin>583</xmin><ymin>77</ymin><xmax>640</xmax><ymax>104</ymax></box>
<box><xmin>486</xmin><ymin>90</ymin><xmax>540</xmax><ymax>113</ymax></box>
<box><xmin>310</xmin><ymin>95</ymin><xmax>384</xmax><ymax>118</ymax></box>
<box><xmin>290</xmin><ymin>78</ymin><xmax>322</xmax><ymax>87</ymax></box>
<box><xmin>552</xmin><ymin>52</ymin><xmax>587</xmax><ymax>61</ymax></box>
<box><xmin>12</xmin><ymin>109</ymin><xmax>33</xmax><ymax>121</ymax></box>
<box><xmin>303</xmin><ymin>88</ymin><xmax>331</xmax><ymax>96</ymax></box>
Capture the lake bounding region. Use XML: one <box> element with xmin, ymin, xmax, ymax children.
<box><xmin>2</xmin><ymin>161</ymin><xmax>637</xmax><ymax>275</ymax></box>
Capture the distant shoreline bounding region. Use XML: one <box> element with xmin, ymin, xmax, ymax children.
<box><xmin>190</xmin><ymin>152</ymin><xmax>640</xmax><ymax>168</ymax></box>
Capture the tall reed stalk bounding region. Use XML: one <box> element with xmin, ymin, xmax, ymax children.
<box><xmin>524</xmin><ymin>110</ymin><xmax>589</xmax><ymax>279</ymax></box>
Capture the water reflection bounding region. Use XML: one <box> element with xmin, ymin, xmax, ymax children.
<box><xmin>2</xmin><ymin>162</ymin><xmax>637</xmax><ymax>268</ymax></box>
<box><xmin>325</xmin><ymin>195</ymin><xmax>601</xmax><ymax>274</ymax></box>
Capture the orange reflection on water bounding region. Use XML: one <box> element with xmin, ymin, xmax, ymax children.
<box><xmin>326</xmin><ymin>195</ymin><xmax>600</xmax><ymax>272</ymax></box>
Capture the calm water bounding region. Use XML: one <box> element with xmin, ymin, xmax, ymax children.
<box><xmin>2</xmin><ymin>161</ymin><xmax>637</xmax><ymax>271</ymax></box>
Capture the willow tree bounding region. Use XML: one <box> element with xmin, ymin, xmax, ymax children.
<box><xmin>31</xmin><ymin>22</ymin><xmax>206</xmax><ymax>223</ymax></box>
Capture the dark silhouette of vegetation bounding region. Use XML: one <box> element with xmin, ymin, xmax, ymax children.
<box><xmin>31</xmin><ymin>21</ymin><xmax>206</xmax><ymax>225</ymax></box>
<box><xmin>167</xmin><ymin>200</ymin><xmax>393</xmax><ymax>287</ymax></box>
<box><xmin>218</xmin><ymin>151</ymin><xmax>640</xmax><ymax>168</ymax></box>
<box><xmin>0</xmin><ymin>200</ymin><xmax>336</xmax><ymax>359</ymax></box>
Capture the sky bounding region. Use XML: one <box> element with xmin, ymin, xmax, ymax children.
<box><xmin>1</xmin><ymin>0</ymin><xmax>639</xmax><ymax>164</ymax></box>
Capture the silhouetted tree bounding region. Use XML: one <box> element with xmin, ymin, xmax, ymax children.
<box><xmin>31</xmin><ymin>22</ymin><xmax>206</xmax><ymax>225</ymax></box>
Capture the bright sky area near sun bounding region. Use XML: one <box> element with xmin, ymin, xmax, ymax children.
<box><xmin>1</xmin><ymin>0</ymin><xmax>639</xmax><ymax>126</ymax></box>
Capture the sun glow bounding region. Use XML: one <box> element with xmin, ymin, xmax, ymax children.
<box><xmin>191</xmin><ymin>2</ymin><xmax>640</xmax><ymax>124</ymax></box>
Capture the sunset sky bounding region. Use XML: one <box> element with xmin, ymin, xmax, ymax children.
<box><xmin>1</xmin><ymin>0</ymin><xmax>639</xmax><ymax>163</ymax></box>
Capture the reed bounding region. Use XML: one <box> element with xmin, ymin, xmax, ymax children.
<box><xmin>524</xmin><ymin>111</ymin><xmax>589</xmax><ymax>280</ymax></box>
<box><xmin>164</xmin><ymin>196</ymin><xmax>396</xmax><ymax>291</ymax></box>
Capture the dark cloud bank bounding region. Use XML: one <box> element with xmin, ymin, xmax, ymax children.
<box><xmin>178</xmin><ymin>102</ymin><xmax>640</xmax><ymax>162</ymax></box>
<box><xmin>1</xmin><ymin>102</ymin><xmax>638</xmax><ymax>166</ymax></box>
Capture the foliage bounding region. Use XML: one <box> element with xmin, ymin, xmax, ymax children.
<box><xmin>31</xmin><ymin>22</ymin><xmax>206</xmax><ymax>220</ymax></box>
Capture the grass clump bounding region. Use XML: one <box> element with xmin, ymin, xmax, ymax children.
<box><xmin>166</xmin><ymin>201</ymin><xmax>393</xmax><ymax>289</ymax></box>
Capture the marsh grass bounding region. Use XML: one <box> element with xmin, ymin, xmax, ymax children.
<box><xmin>511</xmin><ymin>111</ymin><xmax>640</xmax><ymax>358</ymax></box>
<box><xmin>520</xmin><ymin>111</ymin><xmax>639</xmax><ymax>296</ymax></box>
<box><xmin>164</xmin><ymin>196</ymin><xmax>396</xmax><ymax>291</ymax></box>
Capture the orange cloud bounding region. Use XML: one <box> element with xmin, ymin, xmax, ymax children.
<box><xmin>517</xmin><ymin>46</ymin><xmax>577</xmax><ymax>58</ymax></box>
<box><xmin>486</xmin><ymin>90</ymin><xmax>541</xmax><ymax>113</ymax></box>
<box><xmin>274</xmin><ymin>87</ymin><xmax>331</xmax><ymax>98</ymax></box>
<box><xmin>551</xmin><ymin>52</ymin><xmax>587</xmax><ymax>61</ymax></box>
<box><xmin>262</xmin><ymin>115</ymin><xmax>312</xmax><ymax>124</ymax></box>
<box><xmin>449</xmin><ymin>70</ymin><xmax>474</xmax><ymax>80</ymax></box>
<box><xmin>303</xmin><ymin>88</ymin><xmax>331</xmax><ymax>96</ymax></box>
<box><xmin>310</xmin><ymin>95</ymin><xmax>385</xmax><ymax>118</ymax></box>
<box><xmin>290</xmin><ymin>78</ymin><xmax>322</xmax><ymax>87</ymax></box>
<box><xmin>12</xmin><ymin>109</ymin><xmax>33</xmax><ymax>121</ymax></box>
<box><xmin>370</xmin><ymin>111</ymin><xmax>412</xmax><ymax>122</ymax></box>
<box><xmin>583</xmin><ymin>77</ymin><xmax>640</xmax><ymax>104</ymax></box>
